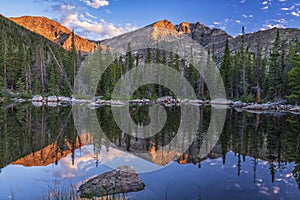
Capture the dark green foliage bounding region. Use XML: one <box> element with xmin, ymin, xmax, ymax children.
<box><xmin>218</xmin><ymin>28</ymin><xmax>299</xmax><ymax>103</ymax></box>
<box><xmin>288</xmin><ymin>41</ymin><xmax>300</xmax><ymax>104</ymax></box>
<box><xmin>267</xmin><ymin>30</ymin><xmax>283</xmax><ymax>100</ymax></box>
<box><xmin>220</xmin><ymin>39</ymin><xmax>233</xmax><ymax>98</ymax></box>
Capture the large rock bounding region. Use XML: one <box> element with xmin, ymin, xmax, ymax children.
<box><xmin>32</xmin><ymin>95</ymin><xmax>43</xmax><ymax>102</ymax></box>
<box><xmin>79</xmin><ymin>165</ymin><xmax>145</xmax><ymax>198</ymax></box>
<box><xmin>47</xmin><ymin>96</ymin><xmax>58</xmax><ymax>102</ymax></box>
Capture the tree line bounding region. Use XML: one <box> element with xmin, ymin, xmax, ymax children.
<box><xmin>220</xmin><ymin>27</ymin><xmax>300</xmax><ymax>104</ymax></box>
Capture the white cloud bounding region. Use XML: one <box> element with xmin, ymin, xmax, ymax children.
<box><xmin>262</xmin><ymin>1</ymin><xmax>268</xmax><ymax>5</ymax></box>
<box><xmin>242</xmin><ymin>14</ymin><xmax>253</xmax><ymax>18</ymax></box>
<box><xmin>212</xmin><ymin>20</ymin><xmax>228</xmax><ymax>31</ymax></box>
<box><xmin>279</xmin><ymin>0</ymin><xmax>286</xmax><ymax>2</ymax></box>
<box><xmin>235</xmin><ymin>20</ymin><xmax>241</xmax><ymax>24</ymax></box>
<box><xmin>273</xmin><ymin>18</ymin><xmax>287</xmax><ymax>23</ymax></box>
<box><xmin>85</xmin><ymin>11</ymin><xmax>97</xmax><ymax>19</ymax></box>
<box><xmin>261</xmin><ymin>6</ymin><xmax>269</xmax><ymax>10</ymax></box>
<box><xmin>105</xmin><ymin>9</ymin><xmax>112</xmax><ymax>14</ymax></box>
<box><xmin>52</xmin><ymin>2</ymin><xmax>136</xmax><ymax>40</ymax></box>
<box><xmin>262</xmin><ymin>18</ymin><xmax>288</xmax><ymax>30</ymax></box>
<box><xmin>291</xmin><ymin>11</ymin><xmax>300</xmax><ymax>16</ymax></box>
<box><xmin>240</xmin><ymin>0</ymin><xmax>246</xmax><ymax>3</ymax></box>
<box><xmin>264</xmin><ymin>24</ymin><xmax>285</xmax><ymax>29</ymax></box>
<box><xmin>281</xmin><ymin>5</ymin><xmax>296</xmax><ymax>11</ymax></box>
<box><xmin>289</xmin><ymin>5</ymin><xmax>295</xmax><ymax>10</ymax></box>
<box><xmin>80</xmin><ymin>0</ymin><xmax>109</xmax><ymax>9</ymax></box>
<box><xmin>262</xmin><ymin>23</ymin><xmax>285</xmax><ymax>29</ymax></box>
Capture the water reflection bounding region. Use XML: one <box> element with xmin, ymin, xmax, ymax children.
<box><xmin>0</xmin><ymin>103</ymin><xmax>299</xmax><ymax>199</ymax></box>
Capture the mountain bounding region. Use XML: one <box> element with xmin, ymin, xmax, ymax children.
<box><xmin>101</xmin><ymin>19</ymin><xmax>300</xmax><ymax>63</ymax></box>
<box><xmin>9</xmin><ymin>16</ymin><xmax>300</xmax><ymax>60</ymax></box>
<box><xmin>10</xmin><ymin>16</ymin><xmax>96</xmax><ymax>53</ymax></box>
<box><xmin>2</xmin><ymin>14</ymin><xmax>300</xmax><ymax>101</ymax></box>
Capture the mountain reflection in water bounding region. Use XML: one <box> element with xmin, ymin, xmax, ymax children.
<box><xmin>0</xmin><ymin>103</ymin><xmax>299</xmax><ymax>200</ymax></box>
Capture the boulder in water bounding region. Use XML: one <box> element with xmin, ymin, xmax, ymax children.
<box><xmin>79</xmin><ymin>165</ymin><xmax>145</xmax><ymax>198</ymax></box>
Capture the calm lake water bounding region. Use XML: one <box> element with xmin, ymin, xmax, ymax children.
<box><xmin>0</xmin><ymin>103</ymin><xmax>299</xmax><ymax>200</ymax></box>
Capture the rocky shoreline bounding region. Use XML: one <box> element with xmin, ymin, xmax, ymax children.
<box><xmin>5</xmin><ymin>95</ymin><xmax>300</xmax><ymax>114</ymax></box>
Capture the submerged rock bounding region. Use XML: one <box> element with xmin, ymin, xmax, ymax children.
<box><xmin>79</xmin><ymin>165</ymin><xmax>145</xmax><ymax>198</ymax></box>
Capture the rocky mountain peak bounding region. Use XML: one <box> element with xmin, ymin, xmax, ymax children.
<box><xmin>177</xmin><ymin>22</ymin><xmax>191</xmax><ymax>34</ymax></box>
<box><xmin>152</xmin><ymin>19</ymin><xmax>176</xmax><ymax>31</ymax></box>
<box><xmin>10</xmin><ymin>16</ymin><xmax>96</xmax><ymax>53</ymax></box>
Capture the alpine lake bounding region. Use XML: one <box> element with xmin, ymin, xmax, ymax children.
<box><xmin>0</xmin><ymin>101</ymin><xmax>299</xmax><ymax>200</ymax></box>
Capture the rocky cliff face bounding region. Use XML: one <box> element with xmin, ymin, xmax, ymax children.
<box><xmin>176</xmin><ymin>21</ymin><xmax>232</xmax><ymax>55</ymax></box>
<box><xmin>150</xmin><ymin>19</ymin><xmax>231</xmax><ymax>53</ymax></box>
<box><xmin>10</xmin><ymin>16</ymin><xmax>96</xmax><ymax>53</ymax></box>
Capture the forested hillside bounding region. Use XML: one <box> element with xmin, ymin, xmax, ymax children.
<box><xmin>220</xmin><ymin>28</ymin><xmax>300</xmax><ymax>103</ymax></box>
<box><xmin>0</xmin><ymin>14</ymin><xmax>79</xmax><ymax>98</ymax></box>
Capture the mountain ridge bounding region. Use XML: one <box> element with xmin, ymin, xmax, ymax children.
<box><xmin>10</xmin><ymin>15</ymin><xmax>97</xmax><ymax>53</ymax></box>
<box><xmin>146</xmin><ymin>19</ymin><xmax>300</xmax><ymax>58</ymax></box>
<box><xmin>6</xmin><ymin>15</ymin><xmax>300</xmax><ymax>62</ymax></box>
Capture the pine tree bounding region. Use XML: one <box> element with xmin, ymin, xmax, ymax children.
<box><xmin>241</xmin><ymin>26</ymin><xmax>246</xmax><ymax>95</ymax></box>
<box><xmin>0</xmin><ymin>76</ymin><xmax>3</xmax><ymax>97</ymax></box>
<box><xmin>220</xmin><ymin>39</ymin><xmax>233</xmax><ymax>98</ymax></box>
<box><xmin>288</xmin><ymin>41</ymin><xmax>300</xmax><ymax>103</ymax></box>
<box><xmin>155</xmin><ymin>47</ymin><xmax>162</xmax><ymax>96</ymax></box>
<box><xmin>145</xmin><ymin>48</ymin><xmax>152</xmax><ymax>63</ymax></box>
<box><xmin>144</xmin><ymin>48</ymin><xmax>153</xmax><ymax>97</ymax></box>
<box><xmin>267</xmin><ymin>30</ymin><xmax>282</xmax><ymax>101</ymax></box>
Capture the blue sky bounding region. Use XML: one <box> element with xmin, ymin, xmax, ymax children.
<box><xmin>0</xmin><ymin>0</ymin><xmax>300</xmax><ymax>40</ymax></box>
